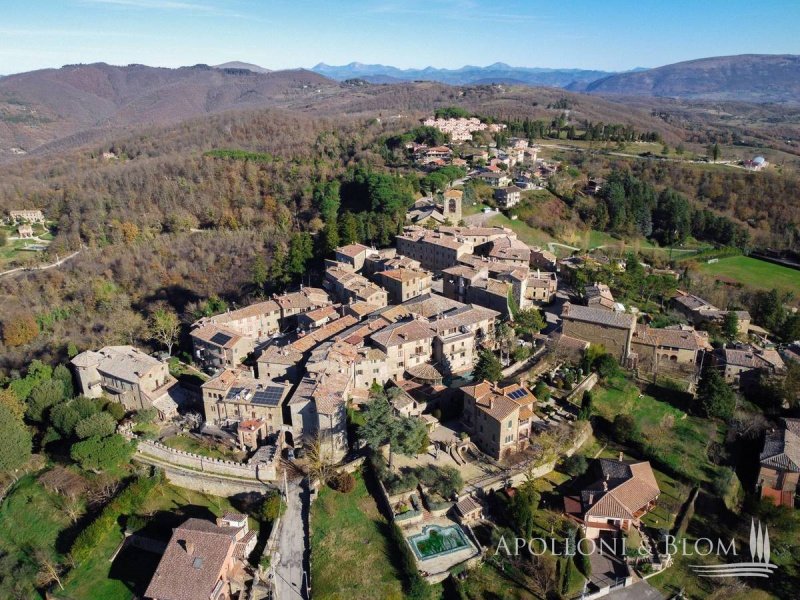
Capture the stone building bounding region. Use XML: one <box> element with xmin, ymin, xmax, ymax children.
<box><xmin>560</xmin><ymin>303</ymin><xmax>636</xmax><ymax>363</ymax></box>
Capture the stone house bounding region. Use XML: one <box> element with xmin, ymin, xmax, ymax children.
<box><xmin>201</xmin><ymin>368</ymin><xmax>287</xmax><ymax>434</ymax></box>
<box><xmin>71</xmin><ymin>345</ymin><xmax>180</xmax><ymax>419</ymax></box>
<box><xmin>630</xmin><ymin>324</ymin><xmax>712</xmax><ymax>378</ymax></box>
<box><xmin>191</xmin><ymin>323</ymin><xmax>255</xmax><ymax>370</ymax></box>
<box><xmin>493</xmin><ymin>185</ymin><xmax>522</xmax><ymax>208</ymax></box>
<box><xmin>712</xmin><ymin>344</ymin><xmax>786</xmax><ymax>389</ymax></box>
<box><xmin>370</xmin><ymin>318</ymin><xmax>436</xmax><ymax>380</ymax></box>
<box><xmin>461</xmin><ymin>381</ymin><xmax>538</xmax><ymax>460</ymax></box>
<box><xmin>374</xmin><ymin>267</ymin><xmax>433</xmax><ymax>304</ymax></box>
<box><xmin>560</xmin><ymin>303</ymin><xmax>636</xmax><ymax>364</ymax></box>
<box><xmin>334</xmin><ymin>243</ymin><xmax>371</xmax><ymax>271</ymax></box>
<box><xmin>396</xmin><ymin>227</ymin><xmax>473</xmax><ymax>273</ymax></box>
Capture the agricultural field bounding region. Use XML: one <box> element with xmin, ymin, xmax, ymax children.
<box><xmin>310</xmin><ymin>471</ymin><xmax>405</xmax><ymax>600</ymax></box>
<box><xmin>696</xmin><ymin>255</ymin><xmax>800</xmax><ymax>297</ymax></box>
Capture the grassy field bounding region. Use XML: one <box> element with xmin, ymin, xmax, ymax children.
<box><xmin>310</xmin><ymin>471</ymin><xmax>405</xmax><ymax>600</ymax></box>
<box><xmin>61</xmin><ymin>482</ymin><xmax>240</xmax><ymax>600</ymax></box>
<box><xmin>0</xmin><ymin>473</ymin><xmax>78</xmax><ymax>598</ymax></box>
<box><xmin>161</xmin><ymin>433</ymin><xmax>245</xmax><ymax>461</ymax></box>
<box><xmin>592</xmin><ymin>375</ymin><xmax>724</xmax><ymax>484</ymax></box>
<box><xmin>486</xmin><ymin>213</ymin><xmax>557</xmax><ymax>247</ymax></box>
<box><xmin>696</xmin><ymin>255</ymin><xmax>800</xmax><ymax>297</ymax></box>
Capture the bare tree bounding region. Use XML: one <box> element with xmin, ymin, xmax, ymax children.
<box><xmin>149</xmin><ymin>305</ymin><xmax>180</xmax><ymax>356</ymax></box>
<box><xmin>305</xmin><ymin>433</ymin><xmax>335</xmax><ymax>485</ymax></box>
<box><xmin>35</xmin><ymin>551</ymin><xmax>64</xmax><ymax>591</ymax></box>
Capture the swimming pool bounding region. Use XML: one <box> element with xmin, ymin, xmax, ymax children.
<box><xmin>407</xmin><ymin>524</ymin><xmax>475</xmax><ymax>561</ymax></box>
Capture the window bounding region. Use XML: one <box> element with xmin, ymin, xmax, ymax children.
<box><xmin>507</xmin><ymin>420</ymin><xmax>512</xmax><ymax>429</ymax></box>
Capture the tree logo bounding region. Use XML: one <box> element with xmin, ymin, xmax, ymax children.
<box><xmin>689</xmin><ymin>520</ymin><xmax>778</xmax><ymax>578</ymax></box>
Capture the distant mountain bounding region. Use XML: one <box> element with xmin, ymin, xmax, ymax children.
<box><xmin>312</xmin><ymin>62</ymin><xmax>616</xmax><ymax>88</ymax></box>
<box><xmin>0</xmin><ymin>62</ymin><xmax>335</xmax><ymax>156</ymax></box>
<box><xmin>213</xmin><ymin>61</ymin><xmax>271</xmax><ymax>74</ymax></box>
<box><xmin>578</xmin><ymin>54</ymin><xmax>800</xmax><ymax>102</ymax></box>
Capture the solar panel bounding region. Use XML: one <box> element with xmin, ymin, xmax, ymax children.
<box><xmin>209</xmin><ymin>332</ymin><xmax>233</xmax><ymax>346</ymax></box>
<box><xmin>508</xmin><ymin>389</ymin><xmax>527</xmax><ymax>400</ymax></box>
<box><xmin>252</xmin><ymin>386</ymin><xmax>284</xmax><ymax>406</ymax></box>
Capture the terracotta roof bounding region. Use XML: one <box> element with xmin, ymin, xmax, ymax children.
<box><xmin>632</xmin><ymin>324</ymin><xmax>712</xmax><ymax>351</ymax></box>
<box><xmin>401</xmin><ymin>293</ymin><xmax>464</xmax><ymax>319</ymax></box>
<box><xmin>336</xmin><ymin>243</ymin><xmax>370</xmax><ymax>258</ymax></box>
<box><xmin>719</xmin><ymin>346</ymin><xmax>785</xmax><ymax>371</ymax></box>
<box><xmin>583</xmin><ymin>460</ymin><xmax>660</xmax><ymax>520</ymax></box>
<box><xmin>290</xmin><ymin>315</ymin><xmax>359</xmax><ymax>353</ymax></box>
<box><xmin>144</xmin><ymin>518</ymin><xmax>241</xmax><ymax>600</ymax></box>
<box><xmin>206</xmin><ymin>300</ymin><xmax>280</xmax><ymax>324</ymax></box>
<box><xmin>455</xmin><ymin>495</ymin><xmax>482</xmax><ymax>517</ymax></box>
<box><xmin>190</xmin><ymin>323</ymin><xmax>243</xmax><ymax>348</ymax></box>
<box><xmin>71</xmin><ymin>345</ymin><xmax>162</xmax><ymax>382</ymax></box>
<box><xmin>345</xmin><ymin>301</ymin><xmax>382</xmax><ymax>318</ymax></box>
<box><xmin>376</xmin><ymin>267</ymin><xmax>431</xmax><ymax>283</ymax></box>
<box><xmin>370</xmin><ymin>318</ymin><xmax>434</xmax><ymax>348</ymax></box>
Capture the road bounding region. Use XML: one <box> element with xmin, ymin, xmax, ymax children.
<box><xmin>273</xmin><ymin>476</ymin><xmax>310</xmax><ymax>600</ymax></box>
<box><xmin>0</xmin><ymin>247</ymin><xmax>83</xmax><ymax>278</ymax></box>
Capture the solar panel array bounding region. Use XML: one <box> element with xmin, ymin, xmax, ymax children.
<box><xmin>252</xmin><ymin>386</ymin><xmax>284</xmax><ymax>406</ymax></box>
<box><xmin>508</xmin><ymin>388</ymin><xmax>527</xmax><ymax>400</ymax></box>
<box><xmin>210</xmin><ymin>332</ymin><xmax>233</xmax><ymax>346</ymax></box>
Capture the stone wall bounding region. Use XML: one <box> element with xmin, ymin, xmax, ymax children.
<box><xmin>136</xmin><ymin>439</ymin><xmax>263</xmax><ymax>479</ymax></box>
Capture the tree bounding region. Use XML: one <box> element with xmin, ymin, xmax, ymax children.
<box><xmin>286</xmin><ymin>232</ymin><xmax>314</xmax><ymax>280</ymax></box>
<box><xmin>507</xmin><ymin>481</ymin><xmax>540</xmax><ymax>540</ymax></box>
<box><xmin>250</xmin><ymin>254</ymin><xmax>268</xmax><ymax>291</ymax></box>
<box><xmin>149</xmin><ymin>306</ymin><xmax>180</xmax><ymax>355</ymax></box>
<box><xmin>722</xmin><ymin>311</ymin><xmax>739</xmax><ymax>341</ymax></box>
<box><xmin>260</xmin><ymin>490</ymin><xmax>284</xmax><ymax>522</ymax></box>
<box><xmin>0</xmin><ymin>387</ymin><xmax>25</xmax><ymax>419</ymax></box>
<box><xmin>26</xmin><ymin>379</ymin><xmax>66</xmax><ymax>422</ymax></box>
<box><xmin>514</xmin><ymin>308</ymin><xmax>545</xmax><ymax>335</ymax></box>
<box><xmin>473</xmin><ymin>349</ymin><xmax>503</xmax><ymax>383</ymax></box>
<box><xmin>496</xmin><ymin>322</ymin><xmax>516</xmax><ymax>364</ymax></box>
<box><xmin>612</xmin><ymin>414</ymin><xmax>640</xmax><ymax>445</ymax></box>
<box><xmin>562</xmin><ymin>454</ymin><xmax>588</xmax><ymax>477</ymax></box>
<box><xmin>75</xmin><ymin>412</ymin><xmax>117</xmax><ymax>439</ymax></box>
<box><xmin>2</xmin><ymin>313</ymin><xmax>40</xmax><ymax>347</ymax></box>
<box><xmin>0</xmin><ymin>403</ymin><xmax>32</xmax><ymax>473</ymax></box>
<box><xmin>358</xmin><ymin>391</ymin><xmax>426</xmax><ymax>469</ymax></box>
<box><xmin>70</xmin><ymin>434</ymin><xmax>134</xmax><ymax>473</ymax></box>
<box><xmin>578</xmin><ymin>391</ymin><xmax>593</xmax><ymax>420</ymax></box>
<box><xmin>709</xmin><ymin>142</ymin><xmax>721</xmax><ymax>162</ymax></box>
<box><xmin>697</xmin><ymin>368</ymin><xmax>736</xmax><ymax>419</ymax></box>
<box><xmin>53</xmin><ymin>364</ymin><xmax>74</xmax><ymax>399</ymax></box>
<box><xmin>306</xmin><ymin>433</ymin><xmax>336</xmax><ymax>484</ymax></box>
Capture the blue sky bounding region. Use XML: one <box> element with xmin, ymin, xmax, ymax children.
<box><xmin>1</xmin><ymin>0</ymin><xmax>798</xmax><ymax>75</ymax></box>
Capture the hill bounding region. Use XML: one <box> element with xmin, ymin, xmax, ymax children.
<box><xmin>213</xmin><ymin>61</ymin><xmax>272</xmax><ymax>74</ymax></box>
<box><xmin>0</xmin><ymin>62</ymin><xmax>336</xmax><ymax>157</ymax></box>
<box><xmin>579</xmin><ymin>54</ymin><xmax>800</xmax><ymax>102</ymax></box>
<box><xmin>312</xmin><ymin>61</ymin><xmax>615</xmax><ymax>87</ymax></box>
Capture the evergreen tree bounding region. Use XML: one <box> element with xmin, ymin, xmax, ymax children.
<box><xmin>473</xmin><ymin>349</ymin><xmax>503</xmax><ymax>383</ymax></box>
<box><xmin>697</xmin><ymin>368</ymin><xmax>736</xmax><ymax>419</ymax></box>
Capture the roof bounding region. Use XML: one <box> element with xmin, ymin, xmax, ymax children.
<box><xmin>582</xmin><ymin>460</ymin><xmax>660</xmax><ymax>520</ymax></box>
<box><xmin>406</xmin><ymin>362</ymin><xmax>443</xmax><ymax>382</ymax></box>
<box><xmin>290</xmin><ymin>315</ymin><xmax>359</xmax><ymax>353</ymax></box>
<box><xmin>494</xmin><ymin>185</ymin><xmax>522</xmax><ymax>197</ymax></box>
<box><xmin>345</xmin><ymin>301</ymin><xmax>382</xmax><ymax>318</ymax></box>
<box><xmin>257</xmin><ymin>344</ymin><xmax>304</xmax><ymax>366</ymax></box>
<box><xmin>443</xmin><ymin>189</ymin><xmax>463</xmax><ymax>199</ymax></box>
<box><xmin>204</xmin><ymin>299</ymin><xmax>280</xmax><ymax>325</ymax></box>
<box><xmin>632</xmin><ymin>324</ymin><xmax>712</xmax><ymax>351</ymax></box>
<box><xmin>370</xmin><ymin>318</ymin><xmax>434</xmax><ymax>348</ymax></box>
<box><xmin>190</xmin><ymin>323</ymin><xmax>244</xmax><ymax>348</ymax></box>
<box><xmin>401</xmin><ymin>292</ymin><xmax>464</xmax><ymax>319</ymax></box>
<box><xmin>463</xmin><ymin>380</ymin><xmax>536</xmax><ymax>422</ymax></box>
<box><xmin>144</xmin><ymin>518</ymin><xmax>240</xmax><ymax>600</ymax></box>
<box><xmin>376</xmin><ymin>267</ymin><xmax>431</xmax><ymax>283</ymax></box>
<box><xmin>432</xmin><ymin>304</ymin><xmax>499</xmax><ymax>333</ymax></box>
<box><xmin>71</xmin><ymin>345</ymin><xmax>162</xmax><ymax>382</ymax></box>
<box><xmin>336</xmin><ymin>243</ymin><xmax>370</xmax><ymax>258</ymax></box>
<box><xmin>561</xmin><ymin>303</ymin><xmax>635</xmax><ymax>329</ymax></box>
<box><xmin>760</xmin><ymin>418</ymin><xmax>800</xmax><ymax>473</ymax></box>
<box><xmin>719</xmin><ymin>346</ymin><xmax>785</xmax><ymax>371</ymax></box>
<box><xmin>455</xmin><ymin>495</ymin><xmax>482</xmax><ymax>517</ymax></box>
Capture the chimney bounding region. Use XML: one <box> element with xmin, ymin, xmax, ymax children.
<box><xmin>618</xmin><ymin>451</ymin><xmax>624</xmax><ymax>462</ymax></box>
<box><xmin>603</xmin><ymin>481</ymin><xmax>608</xmax><ymax>492</ymax></box>
<box><xmin>588</xmin><ymin>492</ymin><xmax>594</xmax><ymax>504</ymax></box>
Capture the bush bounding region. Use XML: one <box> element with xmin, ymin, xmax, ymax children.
<box><xmin>75</xmin><ymin>412</ymin><xmax>117</xmax><ymax>439</ymax></box>
<box><xmin>562</xmin><ymin>455</ymin><xmax>588</xmax><ymax>477</ymax></box>
<box><xmin>329</xmin><ymin>470</ymin><xmax>356</xmax><ymax>493</ymax></box>
<box><xmin>612</xmin><ymin>414</ymin><xmax>640</xmax><ymax>445</ymax></box>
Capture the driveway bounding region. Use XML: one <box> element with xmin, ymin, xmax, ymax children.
<box><xmin>272</xmin><ymin>477</ymin><xmax>310</xmax><ymax>599</ymax></box>
<box><xmin>606</xmin><ymin>580</ymin><xmax>665</xmax><ymax>599</ymax></box>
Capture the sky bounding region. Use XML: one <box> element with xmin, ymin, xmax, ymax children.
<box><xmin>1</xmin><ymin>0</ymin><xmax>799</xmax><ymax>75</ymax></box>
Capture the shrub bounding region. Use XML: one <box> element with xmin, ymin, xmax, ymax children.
<box><xmin>329</xmin><ymin>470</ymin><xmax>356</xmax><ymax>493</ymax></box>
<box><xmin>562</xmin><ymin>455</ymin><xmax>588</xmax><ymax>477</ymax></box>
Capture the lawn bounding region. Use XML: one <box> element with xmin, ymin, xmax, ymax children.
<box><xmin>161</xmin><ymin>433</ymin><xmax>246</xmax><ymax>461</ymax></box>
<box><xmin>592</xmin><ymin>375</ymin><xmax>724</xmax><ymax>484</ymax></box>
<box><xmin>60</xmin><ymin>481</ymin><xmax>241</xmax><ymax>600</ymax></box>
<box><xmin>487</xmin><ymin>213</ymin><xmax>557</xmax><ymax>247</ymax></box>
<box><xmin>0</xmin><ymin>473</ymin><xmax>78</xmax><ymax>598</ymax></box>
<box><xmin>310</xmin><ymin>471</ymin><xmax>405</xmax><ymax>600</ymax></box>
<box><xmin>696</xmin><ymin>255</ymin><xmax>800</xmax><ymax>298</ymax></box>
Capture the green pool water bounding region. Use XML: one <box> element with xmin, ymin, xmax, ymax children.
<box><xmin>407</xmin><ymin>524</ymin><xmax>473</xmax><ymax>560</ymax></box>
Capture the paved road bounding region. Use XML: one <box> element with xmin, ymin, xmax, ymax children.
<box><xmin>273</xmin><ymin>477</ymin><xmax>310</xmax><ymax>600</ymax></box>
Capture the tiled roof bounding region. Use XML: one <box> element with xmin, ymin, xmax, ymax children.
<box><xmin>760</xmin><ymin>418</ymin><xmax>800</xmax><ymax>473</ymax></box>
<box><xmin>583</xmin><ymin>460</ymin><xmax>660</xmax><ymax>520</ymax></box>
<box><xmin>632</xmin><ymin>324</ymin><xmax>712</xmax><ymax>351</ymax></box>
<box><xmin>190</xmin><ymin>323</ymin><xmax>243</xmax><ymax>348</ymax></box>
<box><xmin>206</xmin><ymin>300</ymin><xmax>280</xmax><ymax>324</ymax></box>
<box><xmin>455</xmin><ymin>495</ymin><xmax>482</xmax><ymax>517</ymax></box>
<box><xmin>432</xmin><ymin>304</ymin><xmax>499</xmax><ymax>332</ymax></box>
<box><xmin>561</xmin><ymin>303</ymin><xmax>635</xmax><ymax>329</ymax></box>
<box><xmin>144</xmin><ymin>518</ymin><xmax>241</xmax><ymax>600</ymax></box>
<box><xmin>376</xmin><ymin>267</ymin><xmax>431</xmax><ymax>283</ymax></box>
<box><xmin>370</xmin><ymin>318</ymin><xmax>434</xmax><ymax>348</ymax></box>
<box><xmin>719</xmin><ymin>347</ymin><xmax>785</xmax><ymax>371</ymax></box>
<box><xmin>290</xmin><ymin>315</ymin><xmax>359</xmax><ymax>353</ymax></box>
<box><xmin>72</xmin><ymin>345</ymin><xmax>162</xmax><ymax>382</ymax></box>
<box><xmin>336</xmin><ymin>243</ymin><xmax>370</xmax><ymax>258</ymax></box>
<box><xmin>401</xmin><ymin>293</ymin><xmax>464</xmax><ymax>318</ymax></box>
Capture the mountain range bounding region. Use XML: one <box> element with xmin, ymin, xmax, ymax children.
<box><xmin>311</xmin><ymin>61</ymin><xmax>618</xmax><ymax>87</ymax></box>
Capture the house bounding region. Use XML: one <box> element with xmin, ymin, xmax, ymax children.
<box><xmin>144</xmin><ymin>515</ymin><xmax>256</xmax><ymax>600</ymax></box>
<box><xmin>17</xmin><ymin>223</ymin><xmax>34</xmax><ymax>238</ymax></box>
<box><xmin>438</xmin><ymin>225</ymin><xmax>515</xmax><ymax>246</ymax></box>
<box><xmin>568</xmin><ymin>457</ymin><xmax>660</xmax><ymax>539</ymax></box>
<box><xmin>758</xmin><ymin>418</ymin><xmax>800</xmax><ymax>508</ymax></box>
<box><xmin>560</xmin><ymin>303</ymin><xmax>636</xmax><ymax>364</ymax></box>
<box><xmin>461</xmin><ymin>381</ymin><xmax>538</xmax><ymax>460</ymax></box>
<box><xmin>396</xmin><ymin>227</ymin><xmax>473</xmax><ymax>273</ymax></box>
<box><xmin>335</xmin><ymin>243</ymin><xmax>371</xmax><ymax>271</ymax></box>
<box><xmin>474</xmin><ymin>171</ymin><xmax>511</xmax><ymax>187</ymax></box>
<box><xmin>585</xmin><ymin>282</ymin><xmax>615</xmax><ymax>310</ymax></box>
<box><xmin>71</xmin><ymin>346</ymin><xmax>181</xmax><ymax>419</ymax></box>
<box><xmin>431</xmin><ymin>304</ymin><xmax>500</xmax><ymax>374</ymax></box>
<box><xmin>374</xmin><ymin>267</ymin><xmax>433</xmax><ymax>304</ymax></box>
<box><xmin>743</xmin><ymin>156</ymin><xmax>769</xmax><ymax>171</ymax></box>
<box><xmin>324</xmin><ymin>263</ymin><xmax>389</xmax><ymax>307</ymax></box>
<box><xmin>193</xmin><ymin>300</ymin><xmax>281</xmax><ymax>341</ymax></box>
<box><xmin>482</xmin><ymin>235</ymin><xmax>531</xmax><ymax>266</ymax></box>
<box><xmin>453</xmin><ymin>495</ymin><xmax>484</xmax><ymax>525</ymax></box>
<box><xmin>256</xmin><ymin>345</ymin><xmax>304</xmax><ymax>383</ymax></box>
<box><xmin>672</xmin><ymin>290</ymin><xmax>751</xmax><ymax>335</ymax></box>
<box><xmin>712</xmin><ymin>344</ymin><xmax>786</xmax><ymax>389</ymax></box>
<box><xmin>191</xmin><ymin>323</ymin><xmax>255</xmax><ymax>371</ymax></box>
<box><xmin>525</xmin><ymin>270</ymin><xmax>558</xmax><ymax>304</ymax></box>
<box><xmin>370</xmin><ymin>318</ymin><xmax>436</xmax><ymax>380</ymax></box>
<box><xmin>237</xmin><ymin>418</ymin><xmax>267</xmax><ymax>451</ymax></box>
<box><xmin>530</xmin><ymin>246</ymin><xmax>558</xmax><ymax>270</ymax></box>
<box><xmin>630</xmin><ymin>324</ymin><xmax>712</xmax><ymax>378</ymax></box>
<box><xmin>9</xmin><ymin>209</ymin><xmax>44</xmax><ymax>223</ymax></box>
<box><xmin>297</xmin><ymin>304</ymin><xmax>340</xmax><ymax>331</ymax></box>
<box><xmin>201</xmin><ymin>368</ymin><xmax>288</xmax><ymax>433</ymax></box>
<box><xmin>493</xmin><ymin>185</ymin><xmax>522</xmax><ymax>208</ymax></box>
<box><xmin>441</xmin><ymin>264</ymin><xmax>512</xmax><ymax>317</ymax></box>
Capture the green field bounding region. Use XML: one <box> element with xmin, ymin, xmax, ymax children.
<box><xmin>486</xmin><ymin>213</ymin><xmax>557</xmax><ymax>247</ymax></box>
<box><xmin>697</xmin><ymin>255</ymin><xmax>800</xmax><ymax>297</ymax></box>
<box><xmin>311</xmin><ymin>471</ymin><xmax>405</xmax><ymax>600</ymax></box>
<box><xmin>592</xmin><ymin>375</ymin><xmax>724</xmax><ymax>484</ymax></box>
<box><xmin>161</xmin><ymin>433</ymin><xmax>245</xmax><ymax>461</ymax></box>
